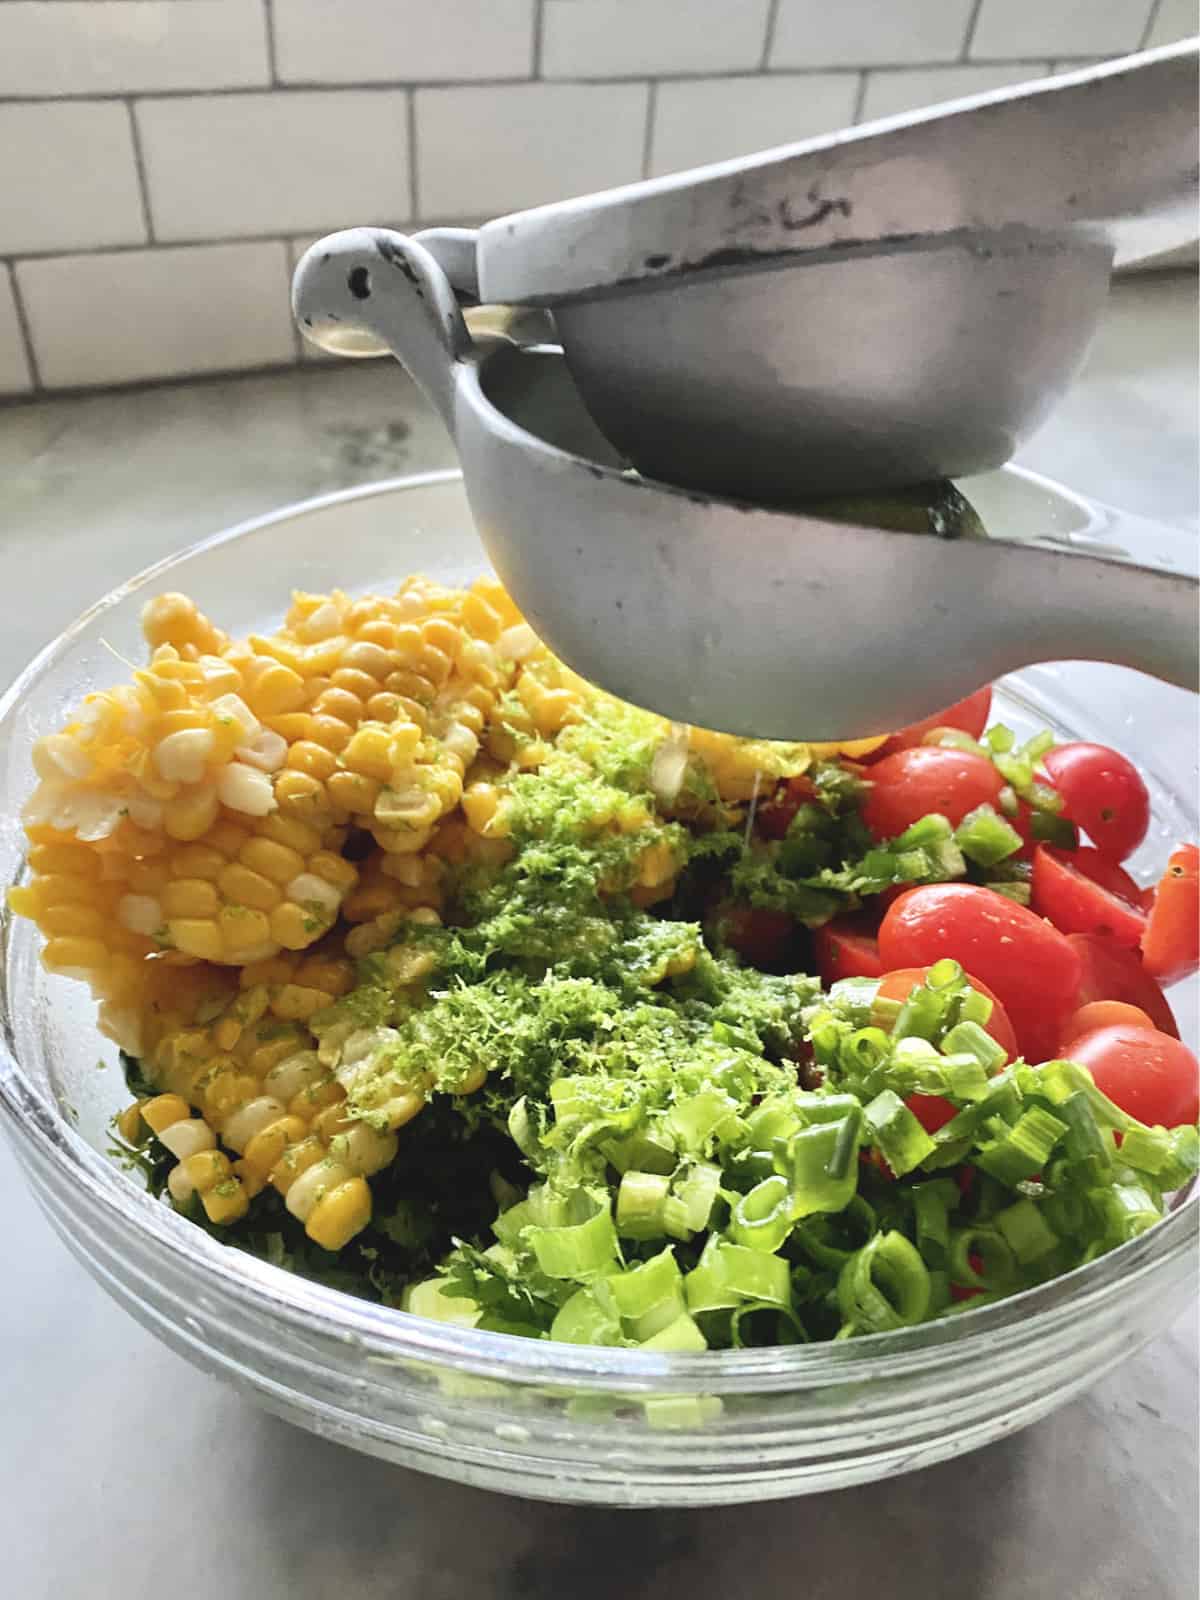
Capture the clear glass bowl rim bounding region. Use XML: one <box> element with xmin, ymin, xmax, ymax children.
<box><xmin>0</xmin><ymin>467</ymin><xmax>1195</xmax><ymax>1399</ymax></box>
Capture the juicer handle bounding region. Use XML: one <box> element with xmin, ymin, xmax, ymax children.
<box><xmin>291</xmin><ymin>228</ymin><xmax>472</xmax><ymax>431</ymax></box>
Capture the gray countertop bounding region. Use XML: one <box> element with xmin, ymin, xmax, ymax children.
<box><xmin>1</xmin><ymin>274</ymin><xmax>1196</xmax><ymax>1599</ymax></box>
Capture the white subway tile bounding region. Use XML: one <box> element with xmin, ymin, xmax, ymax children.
<box><xmin>771</xmin><ymin>0</ymin><xmax>974</xmax><ymax>68</ymax></box>
<box><xmin>0</xmin><ymin>1</ymin><xmax>268</xmax><ymax>97</ymax></box>
<box><xmin>860</xmin><ymin>61</ymin><xmax>1049</xmax><ymax>122</ymax></box>
<box><xmin>649</xmin><ymin>73</ymin><xmax>858</xmax><ymax>176</ymax></box>
<box><xmin>0</xmin><ymin>102</ymin><xmax>146</xmax><ymax>255</ymax></box>
<box><xmin>417</xmin><ymin>83</ymin><xmax>648</xmax><ymax>217</ymax></box>
<box><xmin>274</xmin><ymin>0</ymin><xmax>534</xmax><ymax>85</ymax></box>
<box><xmin>1147</xmin><ymin>0</ymin><xmax>1198</xmax><ymax>48</ymax></box>
<box><xmin>17</xmin><ymin>243</ymin><xmax>296</xmax><ymax>390</ymax></box>
<box><xmin>541</xmin><ymin>0</ymin><xmax>771</xmax><ymax>78</ymax></box>
<box><xmin>137</xmin><ymin>91</ymin><xmax>410</xmax><ymax>243</ymax></box>
<box><xmin>0</xmin><ymin>269</ymin><xmax>33</xmax><ymax>397</ymax></box>
<box><xmin>971</xmin><ymin>0</ymin><xmax>1154</xmax><ymax>59</ymax></box>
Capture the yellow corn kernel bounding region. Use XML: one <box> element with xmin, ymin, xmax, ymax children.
<box><xmin>273</xmin><ymin>770</ymin><xmax>329</xmax><ymax>821</ymax></box>
<box><xmin>305</xmin><ymin>1177</ymin><xmax>372</xmax><ymax>1251</ymax></box>
<box><xmin>243</xmin><ymin>659</ymin><xmax>307</xmax><ymax>716</ymax></box>
<box><xmin>312</xmin><ymin>1104</ymin><xmax>353</xmax><ymax>1143</ymax></box>
<box><xmin>40</xmin><ymin>903</ymin><xmax>107</xmax><ymax>937</ymax></box>
<box><xmin>371</xmin><ymin>823</ymin><xmax>434</xmax><ymax>856</ymax></box>
<box><xmin>179</xmin><ymin>1148</ymin><xmax>232</xmax><ymax>1193</ymax></box>
<box><xmin>307</xmin><ymin>849</ymin><xmax>358</xmax><ymax>891</ymax></box>
<box><xmin>257</xmin><ymin>814</ymin><xmax>321</xmax><ymax>855</ymax></box>
<box><xmin>237</xmin><ymin>836</ymin><xmax>304</xmax><ymax>884</ymax></box>
<box><xmin>168</xmin><ymin>844</ymin><xmax>227</xmax><ymax>882</ymax></box>
<box><xmin>471</xmin><ymin>575</ymin><xmax>523</xmax><ymax>628</ymax></box>
<box><xmin>285</xmin><ymin>740</ymin><xmax>337</xmax><ymax>781</ymax></box>
<box><xmin>162</xmin><ymin>786</ymin><xmax>220</xmax><ymax>842</ymax></box>
<box><xmin>42</xmin><ymin>936</ymin><xmax>109</xmax><ymax>976</ymax></box>
<box><xmin>168</xmin><ymin>918</ymin><xmax>224</xmax><ymax>961</ymax></box>
<box><xmin>269</xmin><ymin>900</ymin><xmax>322</xmax><ymax>950</ymax></box>
<box><xmin>382</xmin><ymin>1090</ymin><xmax>426</xmax><ymax>1130</ymax></box>
<box><xmin>326</xmin><ymin>770</ymin><xmax>380</xmax><ymax>816</ymax></box>
<box><xmin>218</xmin><ymin>904</ymin><xmax>274</xmax><ymax>959</ymax></box>
<box><xmin>289</xmin><ymin>1077</ymin><xmax>344</xmax><ymax>1119</ymax></box>
<box><xmin>217</xmin><ymin>861</ymin><xmax>282</xmax><ymax>913</ymax></box>
<box><xmin>202</xmin><ymin>1068</ymin><xmax>258</xmax><ymax>1125</ymax></box>
<box><xmin>293</xmin><ymin>955</ymin><xmax>354</xmax><ymax>996</ymax></box>
<box><xmin>161</xmin><ymin>877</ymin><xmax>220</xmax><ymax>919</ymax></box>
<box><xmin>213</xmin><ymin>1015</ymin><xmax>242</xmax><ymax>1052</ymax></box>
<box><xmin>342</xmin><ymin>724</ymin><xmax>394</xmax><ymax>782</ymax></box>
<box><xmin>270</xmin><ymin>1135</ymin><xmax>326</xmax><ymax>1194</ymax></box>
<box><xmin>269</xmin><ymin>983</ymin><xmax>330</xmax><ymax>1021</ymax></box>
<box><xmin>306</xmin><ymin>714</ymin><xmax>353</xmax><ymax>753</ymax></box>
<box><xmin>141</xmin><ymin>1093</ymin><xmax>189</xmax><ymax>1134</ymax></box>
<box><xmin>460</xmin><ymin>590</ymin><xmax>504</xmax><ymax>642</ymax></box>
<box><xmin>232</xmin><ymin>1159</ymin><xmax>266</xmax><ymax>1198</ymax></box>
<box><xmin>241</xmin><ymin>1114</ymin><xmax>307</xmax><ymax>1179</ymax></box>
<box><xmin>202</xmin><ymin>1180</ymin><xmax>250</xmax><ymax>1225</ymax></box>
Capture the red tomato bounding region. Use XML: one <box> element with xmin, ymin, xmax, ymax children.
<box><xmin>757</xmin><ymin>774</ymin><xmax>819</xmax><ymax>840</ymax></box>
<box><xmin>1141</xmin><ymin>844</ymin><xmax>1199</xmax><ymax>986</ymax></box>
<box><xmin>1069</xmin><ymin>932</ymin><xmax>1178</xmax><ymax>1039</ymax></box>
<box><xmin>861</xmin><ymin>747</ymin><xmax>1004</xmax><ymax>841</ymax></box>
<box><xmin>720</xmin><ymin>905</ymin><xmax>795</xmax><ymax>968</ymax></box>
<box><xmin>879</xmin><ymin>884</ymin><xmax>1082</xmax><ymax>1063</ymax></box>
<box><xmin>1041</xmin><ymin>743</ymin><xmax>1150</xmax><ymax>861</ymax></box>
<box><xmin>874</xmin><ymin>686</ymin><xmax>993</xmax><ymax>758</ymax></box>
<box><xmin>1067</xmin><ymin>1025</ymin><xmax>1199</xmax><ymax>1127</ymax></box>
<box><xmin>1060</xmin><ymin>1000</ymin><xmax>1157</xmax><ymax>1049</ymax></box>
<box><xmin>813</xmin><ymin>917</ymin><xmax>883</xmax><ymax>985</ymax></box>
<box><xmin>872</xmin><ymin>965</ymin><xmax>1018</xmax><ymax>1058</ymax></box>
<box><xmin>1031</xmin><ymin>845</ymin><xmax>1148</xmax><ymax>948</ymax></box>
<box><xmin>907</xmin><ymin>1094</ymin><xmax>960</xmax><ymax>1134</ymax></box>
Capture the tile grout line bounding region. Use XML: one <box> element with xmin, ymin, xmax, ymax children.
<box><xmin>759</xmin><ymin>0</ymin><xmax>782</xmax><ymax>72</ymax></box>
<box><xmin>640</xmin><ymin>80</ymin><xmax>657</xmax><ymax>180</ymax></box>
<box><xmin>532</xmin><ymin>0</ymin><xmax>546</xmax><ymax>78</ymax></box>
<box><xmin>263</xmin><ymin>0</ymin><xmax>280</xmax><ymax>87</ymax></box>
<box><xmin>961</xmin><ymin>0</ymin><xmax>986</xmax><ymax>63</ymax></box>
<box><xmin>6</xmin><ymin>262</ymin><xmax>43</xmax><ymax>394</ymax></box>
<box><xmin>1139</xmin><ymin>0</ymin><xmax>1165</xmax><ymax>49</ymax></box>
<box><xmin>407</xmin><ymin>88</ymin><xmax>420</xmax><ymax>222</ymax></box>
<box><xmin>125</xmin><ymin>97</ymin><xmax>156</xmax><ymax>244</ymax></box>
<box><xmin>0</xmin><ymin>55</ymin><xmax>1120</xmax><ymax>104</ymax></box>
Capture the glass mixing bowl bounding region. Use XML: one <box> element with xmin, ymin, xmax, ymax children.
<box><xmin>1</xmin><ymin>469</ymin><xmax>1195</xmax><ymax>1507</ymax></box>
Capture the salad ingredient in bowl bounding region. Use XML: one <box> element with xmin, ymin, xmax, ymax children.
<box><xmin>9</xmin><ymin>572</ymin><xmax>1198</xmax><ymax>1351</ymax></box>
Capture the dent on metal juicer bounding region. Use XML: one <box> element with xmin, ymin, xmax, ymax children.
<box><xmin>292</xmin><ymin>44</ymin><xmax>1199</xmax><ymax>741</ymax></box>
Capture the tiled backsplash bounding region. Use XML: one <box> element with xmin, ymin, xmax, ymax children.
<box><xmin>0</xmin><ymin>0</ymin><xmax>1191</xmax><ymax>397</ymax></box>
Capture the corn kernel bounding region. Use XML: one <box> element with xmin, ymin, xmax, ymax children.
<box><xmin>162</xmin><ymin>785</ymin><xmax>220</xmax><ymax>842</ymax></box>
<box><xmin>217</xmin><ymin>861</ymin><xmax>282</xmax><ymax>913</ymax></box>
<box><xmin>168</xmin><ymin>918</ymin><xmax>224</xmax><ymax>961</ymax></box>
<box><xmin>270</xmin><ymin>1135</ymin><xmax>326</xmax><ymax>1194</ymax></box>
<box><xmin>258</xmin><ymin>814</ymin><xmax>321</xmax><ymax>855</ymax></box>
<box><xmin>305</xmin><ymin>1176</ymin><xmax>372</xmax><ymax>1250</ymax></box>
<box><xmin>162</xmin><ymin>877</ymin><xmax>220</xmax><ymax>919</ymax></box>
<box><xmin>141</xmin><ymin>1093</ymin><xmax>190</xmax><ymax>1134</ymax></box>
<box><xmin>218</xmin><ymin>904</ymin><xmax>274</xmax><ymax>958</ymax></box>
<box><xmin>241</xmin><ymin>1114</ymin><xmax>307</xmax><ymax>1180</ymax></box>
<box><xmin>202</xmin><ymin>1180</ymin><xmax>250</xmax><ymax>1225</ymax></box>
<box><xmin>239</xmin><ymin>836</ymin><xmax>305</xmax><ymax>884</ymax></box>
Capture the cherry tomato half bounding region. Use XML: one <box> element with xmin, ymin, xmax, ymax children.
<box><xmin>1041</xmin><ymin>742</ymin><xmax>1150</xmax><ymax>861</ymax></box>
<box><xmin>1067</xmin><ymin>1024</ymin><xmax>1199</xmax><ymax>1127</ymax></box>
<box><xmin>1069</xmin><ymin>932</ymin><xmax>1178</xmax><ymax>1039</ymax></box>
<box><xmin>1059</xmin><ymin>1000</ymin><xmax>1157</xmax><ymax>1051</ymax></box>
<box><xmin>872</xmin><ymin>966</ymin><xmax>1018</xmax><ymax>1058</ymax></box>
<box><xmin>874</xmin><ymin>686</ymin><xmax>993</xmax><ymax>758</ymax></box>
<box><xmin>1031</xmin><ymin>845</ymin><xmax>1148</xmax><ymax>948</ymax></box>
<box><xmin>862</xmin><ymin>747</ymin><xmax>1004</xmax><ymax>841</ymax></box>
<box><xmin>813</xmin><ymin>917</ymin><xmax>883</xmax><ymax>985</ymax></box>
<box><xmin>1141</xmin><ymin>844</ymin><xmax>1199</xmax><ymax>986</ymax></box>
<box><xmin>879</xmin><ymin>884</ymin><xmax>1082</xmax><ymax>1063</ymax></box>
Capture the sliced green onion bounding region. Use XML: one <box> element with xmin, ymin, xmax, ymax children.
<box><xmin>667</xmin><ymin>1089</ymin><xmax>739</xmax><ymax>1154</ymax></box>
<box><xmin>993</xmin><ymin>1197</ymin><xmax>1059</xmax><ymax>1264</ymax></box>
<box><xmin>528</xmin><ymin>1195</ymin><xmax>618</xmax><ymax>1279</ymax></box>
<box><xmin>491</xmin><ymin>1197</ymin><xmax>534</xmax><ymax>1250</ymax></box>
<box><xmin>628</xmin><ymin>1291</ymin><xmax>688</xmax><ymax>1343</ymax></box>
<box><xmin>551</xmin><ymin>1285</ymin><xmax>624</xmax><ymax>1346</ymax></box>
<box><xmin>684</xmin><ymin>1237</ymin><xmax>791</xmax><ymax>1311</ymax></box>
<box><xmin>778</xmin><ymin>1109</ymin><xmax>863</xmax><ymax>1220</ymax></box>
<box><xmin>1159</xmin><ymin>1124</ymin><xmax>1200</xmax><ymax>1190</ymax></box>
<box><xmin>892</xmin><ymin>984</ymin><xmax>945</xmax><ymax>1042</ymax></box>
<box><xmin>837</xmin><ymin>1231</ymin><xmax>931</xmax><ymax>1333</ymax></box>
<box><xmin>864</xmin><ymin>1089</ymin><xmax>936</xmax><ymax>1176</ymax></box>
<box><xmin>987</xmin><ymin>880</ymin><xmax>1033</xmax><ymax>906</ymax></box>
<box><xmin>794</xmin><ymin>1092</ymin><xmax>863</xmax><ymax>1126</ymax></box>
<box><xmin>941</xmin><ymin>1019</ymin><xmax>1008</xmax><ymax>1074</ymax></box>
<box><xmin>615</xmin><ymin>1170</ymin><xmax>672</xmax><ymax>1241</ymax></box>
<box><xmin>729</xmin><ymin>1175</ymin><xmax>793</xmax><ymax>1252</ymax></box>
<box><xmin>404</xmin><ymin>1277</ymin><xmax>482</xmax><ymax>1328</ymax></box>
<box><xmin>949</xmin><ymin>1226</ymin><xmax>1018</xmax><ymax>1289</ymax></box>
<box><xmin>842</xmin><ymin>1026</ymin><xmax>891</xmax><ymax>1073</ymax></box>
<box><xmin>507</xmin><ymin>1096</ymin><xmax>541</xmax><ymax>1159</ymax></box>
<box><xmin>729</xmin><ymin>1301</ymin><xmax>809</xmax><ymax>1348</ymax></box>
<box><xmin>986</xmin><ymin>725</ymin><xmax>1016</xmax><ymax>754</ymax></box>
<box><xmin>911</xmin><ymin>1178</ymin><xmax>957</xmax><ymax>1268</ymax></box>
<box><xmin>974</xmin><ymin>1105</ymin><xmax>1068</xmax><ymax>1186</ymax></box>
<box><xmin>794</xmin><ymin>1195</ymin><xmax>878</xmax><ymax>1270</ymax></box>
<box><xmin>640</xmin><ymin>1311</ymin><xmax>708</xmax><ymax>1352</ymax></box>
<box><xmin>895</xmin><ymin>814</ymin><xmax>954</xmax><ymax>852</ymax></box>
<box><xmin>601</xmin><ymin>1129</ymin><xmax>677</xmax><ymax>1176</ymax></box>
<box><xmin>643</xmin><ymin>1394</ymin><xmax>723</xmax><ymax>1429</ymax></box>
<box><xmin>1093</xmin><ymin>1181</ymin><xmax>1163</xmax><ymax>1244</ymax></box>
<box><xmin>745</xmin><ymin>1096</ymin><xmax>802</xmax><ymax>1146</ymax></box>
<box><xmin>606</xmin><ymin>1246</ymin><xmax>682</xmax><ymax>1320</ymax></box>
<box><xmin>672</xmin><ymin>1161</ymin><xmax>723</xmax><ymax>1232</ymax></box>
<box><xmin>828</xmin><ymin>976</ymin><xmax>881</xmax><ymax>1023</ymax></box>
<box><xmin>955</xmin><ymin>805</ymin><xmax>1024</xmax><ymax>866</ymax></box>
<box><xmin>1118</xmin><ymin>1125</ymin><xmax>1172</xmax><ymax>1177</ymax></box>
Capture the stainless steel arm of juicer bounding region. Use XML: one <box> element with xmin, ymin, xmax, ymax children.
<box><xmin>292</xmin><ymin>230</ymin><xmax>1197</xmax><ymax>741</ymax></box>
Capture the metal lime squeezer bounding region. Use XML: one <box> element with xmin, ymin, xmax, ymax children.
<box><xmin>291</xmin><ymin>44</ymin><xmax>1199</xmax><ymax>741</ymax></box>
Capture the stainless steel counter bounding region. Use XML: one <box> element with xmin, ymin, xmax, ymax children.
<box><xmin>1</xmin><ymin>273</ymin><xmax>1196</xmax><ymax>1599</ymax></box>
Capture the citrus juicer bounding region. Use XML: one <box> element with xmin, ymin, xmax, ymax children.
<box><xmin>291</xmin><ymin>45</ymin><xmax>1199</xmax><ymax>739</ymax></box>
